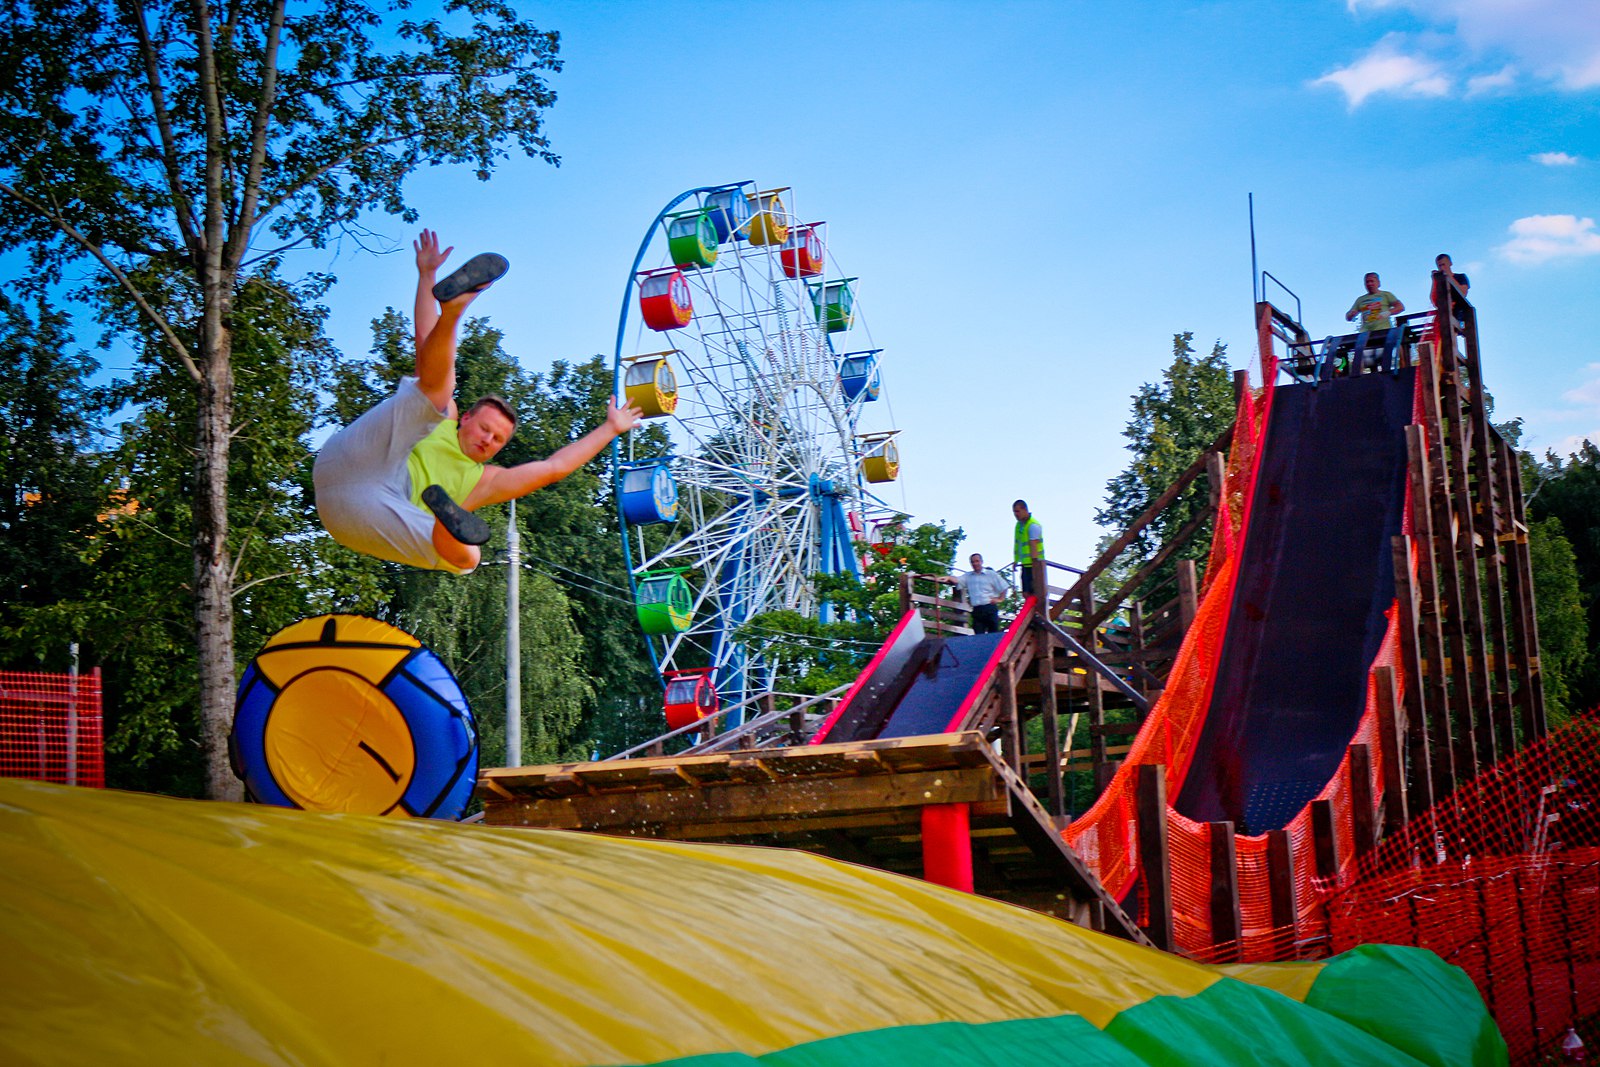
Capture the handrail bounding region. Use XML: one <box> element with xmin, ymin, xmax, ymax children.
<box><xmin>1037</xmin><ymin>617</ymin><xmax>1150</xmax><ymax>713</ymax></box>
<box><xmin>605</xmin><ymin>687</ymin><xmax>835</xmax><ymax>761</ymax></box>
<box><xmin>683</xmin><ymin>683</ymin><xmax>853</xmax><ymax>755</ymax></box>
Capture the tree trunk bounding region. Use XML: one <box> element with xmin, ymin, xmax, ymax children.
<box><xmin>196</xmin><ymin>305</ymin><xmax>239</xmax><ymax>801</ymax></box>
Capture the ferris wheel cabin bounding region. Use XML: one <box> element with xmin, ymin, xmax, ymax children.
<box><xmin>637</xmin><ymin>267</ymin><xmax>693</xmax><ymax>331</ymax></box>
<box><xmin>662</xmin><ymin>668</ymin><xmax>719</xmax><ymax>732</ymax></box>
<box><xmin>811</xmin><ymin>278</ymin><xmax>856</xmax><ymax>333</ymax></box>
<box><xmin>635</xmin><ymin>571</ymin><xmax>694</xmax><ymax>635</ymax></box>
<box><xmin>746</xmin><ymin>188</ymin><xmax>791</xmax><ymax>246</ymax></box>
<box><xmin>705</xmin><ymin>185</ymin><xmax>753</xmax><ymax>243</ymax></box>
<box><xmin>619</xmin><ymin>459</ymin><xmax>678</xmax><ymax>525</ymax></box>
<box><xmin>666</xmin><ymin>209</ymin><xmax>718</xmax><ymax>270</ymax></box>
<box><xmin>859</xmin><ymin>432</ymin><xmax>901</xmax><ymax>484</ymax></box>
<box><xmin>780</xmin><ymin>224</ymin><xmax>824</xmax><ymax>278</ymax></box>
<box><xmin>839</xmin><ymin>350</ymin><xmax>882</xmax><ymax>402</ymax></box>
<box><xmin>623</xmin><ymin>352</ymin><xmax>680</xmax><ymax>417</ymax></box>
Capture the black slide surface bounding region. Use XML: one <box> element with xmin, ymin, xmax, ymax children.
<box><xmin>1175</xmin><ymin>369</ymin><xmax>1414</xmax><ymax>833</ymax></box>
<box><xmin>821</xmin><ymin>632</ymin><xmax>1008</xmax><ymax>744</ymax></box>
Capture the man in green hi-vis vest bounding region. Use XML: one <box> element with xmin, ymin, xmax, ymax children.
<box><xmin>1013</xmin><ymin>499</ymin><xmax>1044</xmax><ymax>597</ymax></box>
<box><xmin>315</xmin><ymin>230</ymin><xmax>643</xmax><ymax>574</ymax></box>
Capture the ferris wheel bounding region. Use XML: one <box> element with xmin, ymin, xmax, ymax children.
<box><xmin>612</xmin><ymin>182</ymin><xmax>901</xmax><ymax>722</ymax></box>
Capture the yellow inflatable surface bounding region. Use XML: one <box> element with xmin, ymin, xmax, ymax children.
<box><xmin>0</xmin><ymin>778</ymin><xmax>1504</xmax><ymax>1066</ymax></box>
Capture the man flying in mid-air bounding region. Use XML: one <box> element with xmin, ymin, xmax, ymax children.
<box><xmin>314</xmin><ymin>230</ymin><xmax>643</xmax><ymax>573</ymax></box>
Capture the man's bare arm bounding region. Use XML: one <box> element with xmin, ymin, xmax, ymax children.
<box><xmin>413</xmin><ymin>229</ymin><xmax>452</xmax><ymax>354</ymax></box>
<box><xmin>465</xmin><ymin>399</ymin><xmax>643</xmax><ymax>509</ymax></box>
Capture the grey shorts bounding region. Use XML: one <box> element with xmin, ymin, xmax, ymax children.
<box><xmin>313</xmin><ymin>378</ymin><xmax>471</xmax><ymax>573</ymax></box>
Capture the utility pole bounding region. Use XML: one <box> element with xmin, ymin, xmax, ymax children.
<box><xmin>505</xmin><ymin>499</ymin><xmax>522</xmax><ymax>768</ymax></box>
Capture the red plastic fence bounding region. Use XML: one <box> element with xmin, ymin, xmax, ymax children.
<box><xmin>0</xmin><ymin>669</ymin><xmax>105</xmax><ymax>788</ymax></box>
<box><xmin>1324</xmin><ymin>718</ymin><xmax>1600</xmax><ymax>1065</ymax></box>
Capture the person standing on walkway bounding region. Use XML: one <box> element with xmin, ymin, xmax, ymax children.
<box><xmin>943</xmin><ymin>553</ymin><xmax>1010</xmax><ymax>634</ymax></box>
<box><xmin>1013</xmin><ymin>500</ymin><xmax>1045</xmax><ymax>598</ymax></box>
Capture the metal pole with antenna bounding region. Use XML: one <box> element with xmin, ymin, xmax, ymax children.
<box><xmin>505</xmin><ymin>498</ymin><xmax>522</xmax><ymax>768</ymax></box>
<box><xmin>1249</xmin><ymin>193</ymin><xmax>1259</xmax><ymax>306</ymax></box>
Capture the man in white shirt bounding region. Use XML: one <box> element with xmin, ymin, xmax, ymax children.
<box><xmin>943</xmin><ymin>553</ymin><xmax>1011</xmax><ymax>634</ymax></box>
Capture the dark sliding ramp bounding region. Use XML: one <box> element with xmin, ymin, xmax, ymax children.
<box><xmin>818</xmin><ymin>631</ymin><xmax>1010</xmax><ymax>744</ymax></box>
<box><xmin>1175</xmin><ymin>368</ymin><xmax>1414</xmax><ymax>834</ymax></box>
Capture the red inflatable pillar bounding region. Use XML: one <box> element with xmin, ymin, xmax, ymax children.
<box><xmin>921</xmin><ymin>802</ymin><xmax>974</xmax><ymax>892</ymax></box>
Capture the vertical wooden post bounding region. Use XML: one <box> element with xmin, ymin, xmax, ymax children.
<box><xmin>1083</xmin><ymin>584</ymin><xmax>1109</xmax><ymax>790</ymax></box>
<box><xmin>1136</xmin><ymin>764</ymin><xmax>1174</xmax><ymax>951</ymax></box>
<box><xmin>898</xmin><ymin>572</ymin><xmax>914</xmax><ymax>619</ymax></box>
<box><xmin>1209</xmin><ymin>821</ymin><xmax>1243</xmax><ymax>961</ymax></box>
<box><xmin>1405</xmin><ymin>425</ymin><xmax>1457</xmax><ymax>801</ymax></box>
<box><xmin>1437</xmin><ymin>337</ymin><xmax>1496</xmax><ymax>768</ymax></box>
<box><xmin>1374</xmin><ymin>666</ymin><xmax>1411</xmax><ymax>834</ymax></box>
<box><xmin>1177</xmin><ymin>559</ymin><xmax>1199</xmax><ymax>634</ymax></box>
<box><xmin>1266</xmin><ymin>829</ymin><xmax>1298</xmax><ymax>940</ymax></box>
<box><xmin>1311</xmin><ymin>799</ymin><xmax>1340</xmax><ymax>881</ymax></box>
<box><xmin>1348</xmin><ymin>743</ymin><xmax>1376</xmax><ymax>860</ymax></box>
<box><xmin>920</xmin><ymin>803</ymin><xmax>974</xmax><ymax>892</ymax></box>
<box><xmin>1502</xmin><ymin>440</ymin><xmax>1548</xmax><ymax>740</ymax></box>
<box><xmin>1035</xmin><ymin>566</ymin><xmax>1065</xmax><ymax>821</ymax></box>
<box><xmin>1000</xmin><ymin>657</ymin><xmax>1023</xmax><ymax>774</ymax></box>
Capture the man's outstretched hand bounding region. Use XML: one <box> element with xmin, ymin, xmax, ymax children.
<box><xmin>414</xmin><ymin>229</ymin><xmax>453</xmax><ymax>275</ymax></box>
<box><xmin>607</xmin><ymin>398</ymin><xmax>645</xmax><ymax>435</ymax></box>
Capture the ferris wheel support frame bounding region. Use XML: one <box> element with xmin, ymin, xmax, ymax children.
<box><xmin>612</xmin><ymin>183</ymin><xmax>873</xmax><ymax>718</ymax></box>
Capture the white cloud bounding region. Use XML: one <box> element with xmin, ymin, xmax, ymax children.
<box><xmin>1311</xmin><ymin>37</ymin><xmax>1452</xmax><ymax>107</ymax></box>
<box><xmin>1563</xmin><ymin>364</ymin><xmax>1600</xmax><ymax>407</ymax></box>
<box><xmin>1531</xmin><ymin>151</ymin><xmax>1581</xmax><ymax>166</ymax></box>
<box><xmin>1342</xmin><ymin>0</ymin><xmax>1600</xmax><ymax>92</ymax></box>
<box><xmin>1498</xmin><ymin>215</ymin><xmax>1600</xmax><ymax>265</ymax></box>
<box><xmin>1466</xmin><ymin>65</ymin><xmax>1516</xmax><ymax>94</ymax></box>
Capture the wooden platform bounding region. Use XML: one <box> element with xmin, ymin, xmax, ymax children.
<box><xmin>480</xmin><ymin>731</ymin><xmax>1147</xmax><ymax>944</ymax></box>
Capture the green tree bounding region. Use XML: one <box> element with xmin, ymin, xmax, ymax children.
<box><xmin>1526</xmin><ymin>441</ymin><xmax>1600</xmax><ymax>714</ymax></box>
<box><xmin>0</xmin><ymin>294</ymin><xmax>115</xmax><ymax>669</ymax></box>
<box><xmin>1093</xmin><ymin>333</ymin><xmax>1234</xmax><ymax>595</ymax></box>
<box><xmin>742</xmin><ymin>519</ymin><xmax>964</xmax><ymax>696</ymax></box>
<box><xmin>0</xmin><ymin>0</ymin><xmax>562</xmax><ymax>797</ymax></box>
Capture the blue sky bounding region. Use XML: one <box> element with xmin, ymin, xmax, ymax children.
<box><xmin>295</xmin><ymin>0</ymin><xmax>1598</xmax><ymax>570</ymax></box>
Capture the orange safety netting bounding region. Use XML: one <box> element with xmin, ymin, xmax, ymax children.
<box><xmin>0</xmin><ymin>669</ymin><xmax>105</xmax><ymax>788</ymax></box>
<box><xmin>1064</xmin><ymin>306</ymin><xmax>1423</xmax><ymax>957</ymax></box>
<box><xmin>1324</xmin><ymin>717</ymin><xmax>1600</xmax><ymax>1065</ymax></box>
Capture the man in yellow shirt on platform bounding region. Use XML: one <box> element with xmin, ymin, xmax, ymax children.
<box><xmin>314</xmin><ymin>231</ymin><xmax>642</xmax><ymax>574</ymax></box>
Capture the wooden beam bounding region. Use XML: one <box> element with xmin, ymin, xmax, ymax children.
<box><xmin>1374</xmin><ymin>666</ymin><xmax>1411</xmax><ymax>834</ymax></box>
<box><xmin>1136</xmin><ymin>764</ymin><xmax>1174</xmax><ymax>951</ymax></box>
<box><xmin>1311</xmin><ymin>799</ymin><xmax>1340</xmax><ymax>881</ymax></box>
<box><xmin>1389</xmin><ymin>539</ymin><xmax>1435</xmax><ymax>819</ymax></box>
<box><xmin>1501</xmin><ymin>437</ymin><xmax>1548</xmax><ymax>741</ymax></box>
<box><xmin>1405</xmin><ymin>424</ymin><xmax>1457</xmax><ymax>802</ymax></box>
<box><xmin>1080</xmin><ymin>506</ymin><xmax>1213</xmax><ymax>631</ymax></box>
<box><xmin>1061</xmin><ymin>424</ymin><xmax>1234</xmax><ymax>614</ymax></box>
<box><xmin>1209</xmin><ymin>821</ymin><xmax>1243</xmax><ymax>961</ymax></box>
<box><xmin>1348</xmin><ymin>743</ymin><xmax>1376</xmax><ymax>860</ymax></box>
<box><xmin>1266</xmin><ymin>829</ymin><xmax>1297</xmax><ymax>936</ymax></box>
<box><xmin>1176</xmin><ymin>559</ymin><xmax>1199</xmax><ymax>633</ymax></box>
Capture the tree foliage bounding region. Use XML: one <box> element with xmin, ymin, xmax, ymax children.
<box><xmin>1094</xmin><ymin>332</ymin><xmax>1234</xmax><ymax>595</ymax></box>
<box><xmin>1524</xmin><ymin>440</ymin><xmax>1600</xmax><ymax>717</ymax></box>
<box><xmin>0</xmin><ymin>0</ymin><xmax>563</xmax><ymax>796</ymax></box>
<box><xmin>741</xmin><ymin>519</ymin><xmax>964</xmax><ymax>696</ymax></box>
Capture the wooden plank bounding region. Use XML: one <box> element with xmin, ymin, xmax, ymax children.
<box><xmin>1266</xmin><ymin>829</ymin><xmax>1297</xmax><ymax>935</ymax></box>
<box><xmin>1311</xmin><ymin>799</ymin><xmax>1340</xmax><ymax>880</ymax></box>
<box><xmin>1348</xmin><ymin>743</ymin><xmax>1376</xmax><ymax>860</ymax></box>
<box><xmin>1438</xmin><ymin>347</ymin><xmax>1497</xmax><ymax>769</ymax></box>
<box><xmin>1374</xmin><ymin>665</ymin><xmax>1410</xmax><ymax>834</ymax></box>
<box><xmin>1500</xmin><ymin>436</ymin><xmax>1548</xmax><ymax>741</ymax></box>
<box><xmin>1390</xmin><ymin>539</ymin><xmax>1433</xmax><ymax>821</ymax></box>
<box><xmin>1059</xmin><ymin>425</ymin><xmax>1234</xmax><ymax>616</ymax></box>
<box><xmin>1405</xmin><ymin>425</ymin><xmax>1456</xmax><ymax>801</ymax></box>
<box><xmin>1209</xmin><ymin>821</ymin><xmax>1243</xmax><ymax>961</ymax></box>
<box><xmin>1136</xmin><ymin>764</ymin><xmax>1173</xmax><ymax>951</ymax></box>
<box><xmin>483</xmin><ymin>764</ymin><xmax>1003</xmax><ymax>833</ymax></box>
<box><xmin>1176</xmin><ymin>559</ymin><xmax>1199</xmax><ymax>633</ymax></box>
<box><xmin>1080</xmin><ymin>506</ymin><xmax>1213</xmax><ymax>632</ymax></box>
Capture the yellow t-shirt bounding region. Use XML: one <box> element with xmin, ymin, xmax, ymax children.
<box><xmin>406</xmin><ymin>419</ymin><xmax>484</xmax><ymax>512</ymax></box>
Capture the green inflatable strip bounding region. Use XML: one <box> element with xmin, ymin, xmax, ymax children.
<box><xmin>1303</xmin><ymin>944</ymin><xmax>1509</xmax><ymax>1067</ymax></box>
<box><xmin>643</xmin><ymin>1013</ymin><xmax>1144</xmax><ymax>1066</ymax></box>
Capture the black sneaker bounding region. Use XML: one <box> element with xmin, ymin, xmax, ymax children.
<box><xmin>421</xmin><ymin>484</ymin><xmax>491</xmax><ymax>546</ymax></box>
<box><xmin>431</xmin><ymin>253</ymin><xmax>510</xmax><ymax>303</ymax></box>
